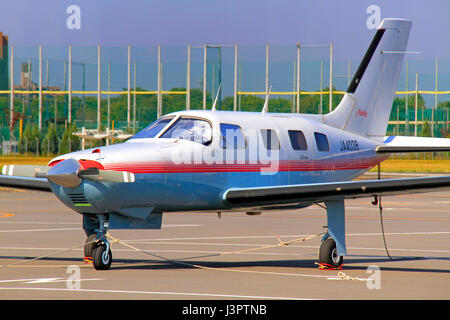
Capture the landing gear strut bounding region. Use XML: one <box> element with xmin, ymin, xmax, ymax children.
<box><xmin>83</xmin><ymin>214</ymin><xmax>113</xmax><ymax>270</ymax></box>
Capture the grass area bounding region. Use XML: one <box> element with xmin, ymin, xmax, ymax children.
<box><xmin>0</xmin><ymin>156</ymin><xmax>448</xmax><ymax>173</ymax></box>
<box><xmin>373</xmin><ymin>159</ymin><xmax>450</xmax><ymax>173</ymax></box>
<box><xmin>0</xmin><ymin>155</ymin><xmax>53</xmax><ymax>167</ymax></box>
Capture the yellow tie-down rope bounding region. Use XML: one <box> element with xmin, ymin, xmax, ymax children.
<box><xmin>0</xmin><ymin>230</ymin><xmax>364</xmax><ymax>281</ymax></box>
<box><xmin>106</xmin><ymin>232</ymin><xmax>370</xmax><ymax>281</ymax></box>
<box><xmin>105</xmin><ymin>232</ymin><xmax>329</xmax><ymax>273</ymax></box>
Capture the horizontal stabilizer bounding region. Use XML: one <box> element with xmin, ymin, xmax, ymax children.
<box><xmin>377</xmin><ymin>136</ymin><xmax>450</xmax><ymax>153</ymax></box>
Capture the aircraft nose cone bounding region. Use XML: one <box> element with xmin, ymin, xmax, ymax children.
<box><xmin>47</xmin><ymin>158</ymin><xmax>82</xmax><ymax>188</ymax></box>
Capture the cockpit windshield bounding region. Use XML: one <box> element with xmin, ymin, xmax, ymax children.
<box><xmin>160</xmin><ymin>117</ymin><xmax>212</xmax><ymax>145</ymax></box>
<box><xmin>130</xmin><ymin>117</ymin><xmax>174</xmax><ymax>140</ymax></box>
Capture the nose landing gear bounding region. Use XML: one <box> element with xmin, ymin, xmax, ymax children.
<box><xmin>83</xmin><ymin>214</ymin><xmax>113</xmax><ymax>270</ymax></box>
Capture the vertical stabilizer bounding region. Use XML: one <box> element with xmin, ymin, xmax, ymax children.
<box><xmin>324</xmin><ymin>19</ymin><xmax>412</xmax><ymax>140</ymax></box>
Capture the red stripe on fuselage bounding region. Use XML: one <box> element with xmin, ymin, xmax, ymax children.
<box><xmin>102</xmin><ymin>158</ymin><xmax>384</xmax><ymax>174</ymax></box>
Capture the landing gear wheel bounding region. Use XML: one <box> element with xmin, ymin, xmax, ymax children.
<box><xmin>319</xmin><ymin>237</ymin><xmax>343</xmax><ymax>268</ymax></box>
<box><xmin>84</xmin><ymin>234</ymin><xmax>97</xmax><ymax>260</ymax></box>
<box><xmin>92</xmin><ymin>244</ymin><xmax>112</xmax><ymax>270</ymax></box>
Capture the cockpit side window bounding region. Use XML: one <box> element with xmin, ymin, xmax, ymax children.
<box><xmin>160</xmin><ymin>117</ymin><xmax>212</xmax><ymax>145</ymax></box>
<box><xmin>130</xmin><ymin>117</ymin><xmax>174</xmax><ymax>140</ymax></box>
<box><xmin>260</xmin><ymin>129</ymin><xmax>280</xmax><ymax>150</ymax></box>
<box><xmin>219</xmin><ymin>123</ymin><xmax>247</xmax><ymax>149</ymax></box>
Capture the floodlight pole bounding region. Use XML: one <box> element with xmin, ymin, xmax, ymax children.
<box><xmin>68</xmin><ymin>45</ymin><xmax>72</xmax><ymax>124</ymax></box>
<box><xmin>107</xmin><ymin>61</ymin><xmax>111</xmax><ymax>130</ymax></box>
<box><xmin>9</xmin><ymin>44</ymin><xmax>14</xmax><ymax>145</ymax></box>
<box><xmin>233</xmin><ymin>44</ymin><xmax>238</xmax><ymax>111</ymax></box>
<box><xmin>127</xmin><ymin>45</ymin><xmax>131</xmax><ymax>129</ymax></box>
<box><xmin>203</xmin><ymin>44</ymin><xmax>207</xmax><ymax>110</ymax></box>
<box><xmin>38</xmin><ymin>44</ymin><xmax>42</xmax><ymax>131</ymax></box>
<box><xmin>296</xmin><ymin>43</ymin><xmax>300</xmax><ymax>113</ymax></box>
<box><xmin>133</xmin><ymin>61</ymin><xmax>136</xmax><ymax>132</ymax></box>
<box><xmin>97</xmin><ymin>44</ymin><xmax>101</xmax><ymax>131</ymax></box>
<box><xmin>265</xmin><ymin>43</ymin><xmax>269</xmax><ymax>103</ymax></box>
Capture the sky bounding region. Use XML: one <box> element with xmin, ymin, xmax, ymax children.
<box><xmin>0</xmin><ymin>0</ymin><xmax>449</xmax><ymax>61</ymax></box>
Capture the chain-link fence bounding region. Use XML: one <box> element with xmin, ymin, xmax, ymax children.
<box><xmin>0</xmin><ymin>44</ymin><xmax>449</xmax><ymax>155</ymax></box>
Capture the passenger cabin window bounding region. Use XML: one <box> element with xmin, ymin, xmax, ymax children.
<box><xmin>314</xmin><ymin>132</ymin><xmax>329</xmax><ymax>152</ymax></box>
<box><xmin>260</xmin><ymin>129</ymin><xmax>280</xmax><ymax>150</ymax></box>
<box><xmin>160</xmin><ymin>117</ymin><xmax>212</xmax><ymax>145</ymax></box>
<box><xmin>220</xmin><ymin>123</ymin><xmax>246</xmax><ymax>149</ymax></box>
<box><xmin>130</xmin><ymin>117</ymin><xmax>174</xmax><ymax>139</ymax></box>
<box><xmin>288</xmin><ymin>130</ymin><xmax>308</xmax><ymax>150</ymax></box>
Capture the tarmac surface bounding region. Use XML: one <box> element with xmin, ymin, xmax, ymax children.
<box><xmin>0</xmin><ymin>173</ymin><xmax>449</xmax><ymax>302</ymax></box>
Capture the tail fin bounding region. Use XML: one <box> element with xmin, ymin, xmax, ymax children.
<box><xmin>324</xmin><ymin>18</ymin><xmax>412</xmax><ymax>141</ymax></box>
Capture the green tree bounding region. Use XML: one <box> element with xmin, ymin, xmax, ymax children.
<box><xmin>19</xmin><ymin>124</ymin><xmax>41</xmax><ymax>154</ymax></box>
<box><xmin>60</xmin><ymin>123</ymin><xmax>81</xmax><ymax>154</ymax></box>
<box><xmin>43</xmin><ymin>123</ymin><xmax>59</xmax><ymax>155</ymax></box>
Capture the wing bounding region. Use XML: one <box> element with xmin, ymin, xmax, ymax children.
<box><xmin>376</xmin><ymin>136</ymin><xmax>450</xmax><ymax>153</ymax></box>
<box><xmin>223</xmin><ymin>175</ymin><xmax>450</xmax><ymax>208</ymax></box>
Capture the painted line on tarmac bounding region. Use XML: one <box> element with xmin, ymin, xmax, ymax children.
<box><xmin>0</xmin><ymin>286</ymin><xmax>314</xmax><ymax>300</ymax></box>
<box><xmin>121</xmin><ymin>231</ymin><xmax>450</xmax><ymax>243</ymax></box>
<box><xmin>0</xmin><ymin>228</ymin><xmax>80</xmax><ymax>233</ymax></box>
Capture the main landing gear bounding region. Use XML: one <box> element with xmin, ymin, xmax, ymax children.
<box><xmin>318</xmin><ymin>236</ymin><xmax>343</xmax><ymax>268</ymax></box>
<box><xmin>83</xmin><ymin>214</ymin><xmax>113</xmax><ymax>270</ymax></box>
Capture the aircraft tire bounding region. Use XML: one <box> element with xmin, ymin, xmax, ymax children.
<box><xmin>92</xmin><ymin>244</ymin><xmax>112</xmax><ymax>270</ymax></box>
<box><xmin>319</xmin><ymin>237</ymin><xmax>343</xmax><ymax>268</ymax></box>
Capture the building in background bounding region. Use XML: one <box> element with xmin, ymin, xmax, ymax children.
<box><xmin>0</xmin><ymin>31</ymin><xmax>8</xmax><ymax>90</ymax></box>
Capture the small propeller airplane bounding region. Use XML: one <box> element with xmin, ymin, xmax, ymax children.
<box><xmin>1</xmin><ymin>18</ymin><xmax>450</xmax><ymax>270</ymax></box>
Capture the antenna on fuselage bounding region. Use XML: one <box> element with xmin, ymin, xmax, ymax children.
<box><xmin>211</xmin><ymin>83</ymin><xmax>222</xmax><ymax>112</ymax></box>
<box><xmin>261</xmin><ymin>85</ymin><xmax>272</xmax><ymax>114</ymax></box>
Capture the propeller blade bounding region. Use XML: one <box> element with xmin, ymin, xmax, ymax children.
<box><xmin>1</xmin><ymin>165</ymin><xmax>50</xmax><ymax>178</ymax></box>
<box><xmin>2</xmin><ymin>159</ymin><xmax>135</xmax><ymax>188</ymax></box>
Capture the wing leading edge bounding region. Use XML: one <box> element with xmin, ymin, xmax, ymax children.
<box><xmin>223</xmin><ymin>175</ymin><xmax>450</xmax><ymax>208</ymax></box>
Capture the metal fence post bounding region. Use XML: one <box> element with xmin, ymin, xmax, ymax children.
<box><xmin>157</xmin><ymin>44</ymin><xmax>162</xmax><ymax>118</ymax></box>
<box><xmin>296</xmin><ymin>43</ymin><xmax>300</xmax><ymax>113</ymax></box>
<box><xmin>9</xmin><ymin>44</ymin><xmax>14</xmax><ymax>150</ymax></box>
<box><xmin>329</xmin><ymin>42</ymin><xmax>333</xmax><ymax>112</ymax></box>
<box><xmin>97</xmin><ymin>44</ymin><xmax>101</xmax><ymax>131</ymax></box>
<box><xmin>186</xmin><ymin>44</ymin><xmax>191</xmax><ymax>110</ymax></box>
